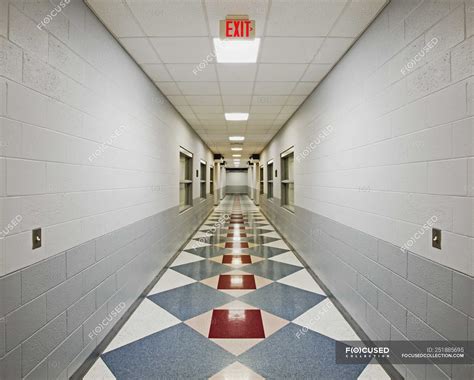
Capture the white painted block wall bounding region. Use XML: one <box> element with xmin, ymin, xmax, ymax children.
<box><xmin>0</xmin><ymin>0</ymin><xmax>214</xmax><ymax>276</ymax></box>
<box><xmin>260</xmin><ymin>0</ymin><xmax>473</xmax><ymax>276</ymax></box>
<box><xmin>226</xmin><ymin>170</ymin><xmax>248</xmax><ymax>187</ymax></box>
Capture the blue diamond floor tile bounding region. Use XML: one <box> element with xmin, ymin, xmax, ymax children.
<box><xmin>148</xmin><ymin>282</ymin><xmax>234</xmax><ymax>320</ymax></box>
<box><xmin>238</xmin><ymin>323</ymin><xmax>369</xmax><ymax>380</ymax></box>
<box><xmin>171</xmin><ymin>259</ymin><xmax>232</xmax><ymax>280</ymax></box>
<box><xmin>242</xmin><ymin>246</ymin><xmax>290</xmax><ymax>258</ymax></box>
<box><xmin>102</xmin><ymin>323</ymin><xmax>235</xmax><ymax>380</ymax></box>
<box><xmin>192</xmin><ymin>236</ymin><xmax>227</xmax><ymax>244</ymax></box>
<box><xmin>241</xmin><ymin>260</ymin><xmax>302</xmax><ymax>280</ymax></box>
<box><xmin>254</xmin><ymin>236</ymin><xmax>281</xmax><ymax>244</ymax></box>
<box><xmin>239</xmin><ymin>282</ymin><xmax>326</xmax><ymax>320</ymax></box>
<box><xmin>184</xmin><ymin>246</ymin><xmax>232</xmax><ymax>258</ymax></box>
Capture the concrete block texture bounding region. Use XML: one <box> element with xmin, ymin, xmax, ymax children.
<box><xmin>261</xmin><ymin>198</ymin><xmax>472</xmax><ymax>380</ymax></box>
<box><xmin>259</xmin><ymin>1</ymin><xmax>473</xmax><ymax>281</ymax></box>
<box><xmin>1</xmin><ymin>18</ymin><xmax>214</xmax><ymax>361</ymax></box>
<box><xmin>0</xmin><ymin>198</ymin><xmax>213</xmax><ymax>379</ymax></box>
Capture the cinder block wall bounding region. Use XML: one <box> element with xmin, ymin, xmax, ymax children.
<box><xmin>259</xmin><ymin>1</ymin><xmax>473</xmax><ymax>379</ymax></box>
<box><xmin>0</xmin><ymin>1</ymin><xmax>214</xmax><ymax>378</ymax></box>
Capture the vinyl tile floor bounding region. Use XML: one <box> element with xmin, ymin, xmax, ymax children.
<box><xmin>84</xmin><ymin>195</ymin><xmax>390</xmax><ymax>380</ymax></box>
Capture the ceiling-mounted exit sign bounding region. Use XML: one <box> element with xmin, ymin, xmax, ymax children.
<box><xmin>219</xmin><ymin>15</ymin><xmax>255</xmax><ymax>39</ymax></box>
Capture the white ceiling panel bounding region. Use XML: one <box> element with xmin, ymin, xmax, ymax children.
<box><xmin>87</xmin><ymin>0</ymin><xmax>144</xmax><ymax>37</ymax></box>
<box><xmin>260</xmin><ymin>37</ymin><xmax>324</xmax><ymax>63</ymax></box>
<box><xmin>150</xmin><ymin>37</ymin><xmax>212</xmax><ymax>63</ymax></box>
<box><xmin>177</xmin><ymin>82</ymin><xmax>220</xmax><ymax>95</ymax></box>
<box><xmin>223</xmin><ymin>105</ymin><xmax>251</xmax><ymax>113</ymax></box>
<box><xmin>250</xmin><ymin>105</ymin><xmax>283</xmax><ymax>114</ymax></box>
<box><xmin>141</xmin><ymin>63</ymin><xmax>173</xmax><ymax>81</ymax></box>
<box><xmin>251</xmin><ymin>95</ymin><xmax>288</xmax><ymax>106</ymax></box>
<box><xmin>168</xmin><ymin>95</ymin><xmax>188</xmax><ymax>106</ymax></box>
<box><xmin>192</xmin><ymin>105</ymin><xmax>224</xmax><ymax>114</ymax></box>
<box><xmin>197</xmin><ymin>114</ymin><xmax>226</xmax><ymax>121</ymax></box>
<box><xmin>254</xmin><ymin>81</ymin><xmax>296</xmax><ymax>95</ymax></box>
<box><xmin>301</xmin><ymin>64</ymin><xmax>332</xmax><ymax>82</ymax></box>
<box><xmin>220</xmin><ymin>82</ymin><xmax>254</xmax><ymax>95</ymax></box>
<box><xmin>286</xmin><ymin>95</ymin><xmax>307</xmax><ymax>106</ymax></box>
<box><xmin>221</xmin><ymin>95</ymin><xmax>252</xmax><ymax>106</ymax></box>
<box><xmin>217</xmin><ymin>64</ymin><xmax>258</xmax><ymax>82</ymax></box>
<box><xmin>126</xmin><ymin>0</ymin><xmax>208</xmax><ymax>36</ymax></box>
<box><xmin>86</xmin><ymin>0</ymin><xmax>388</xmax><ymax>164</ymax></box>
<box><xmin>166</xmin><ymin>63</ymin><xmax>218</xmax><ymax>82</ymax></box>
<box><xmin>186</xmin><ymin>95</ymin><xmax>222</xmax><ymax>106</ymax></box>
<box><xmin>119</xmin><ymin>37</ymin><xmax>160</xmax><ymax>63</ymax></box>
<box><xmin>266</xmin><ymin>0</ymin><xmax>348</xmax><ymax>36</ymax></box>
<box><xmin>256</xmin><ymin>63</ymin><xmax>307</xmax><ymax>82</ymax></box>
<box><xmin>330</xmin><ymin>0</ymin><xmax>387</xmax><ymax>37</ymax></box>
<box><xmin>313</xmin><ymin>37</ymin><xmax>355</xmax><ymax>64</ymax></box>
<box><xmin>157</xmin><ymin>81</ymin><xmax>182</xmax><ymax>95</ymax></box>
<box><xmin>292</xmin><ymin>81</ymin><xmax>318</xmax><ymax>95</ymax></box>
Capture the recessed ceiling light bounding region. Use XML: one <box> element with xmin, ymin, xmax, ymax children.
<box><xmin>232</xmin><ymin>154</ymin><xmax>241</xmax><ymax>157</ymax></box>
<box><xmin>229</xmin><ymin>136</ymin><xmax>245</xmax><ymax>141</ymax></box>
<box><xmin>225</xmin><ymin>113</ymin><xmax>249</xmax><ymax>121</ymax></box>
<box><xmin>231</xmin><ymin>147</ymin><xmax>243</xmax><ymax>151</ymax></box>
<box><xmin>213</xmin><ymin>38</ymin><xmax>260</xmax><ymax>63</ymax></box>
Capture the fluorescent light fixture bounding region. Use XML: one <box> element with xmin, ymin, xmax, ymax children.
<box><xmin>229</xmin><ymin>136</ymin><xmax>245</xmax><ymax>141</ymax></box>
<box><xmin>225</xmin><ymin>113</ymin><xmax>249</xmax><ymax>121</ymax></box>
<box><xmin>213</xmin><ymin>38</ymin><xmax>260</xmax><ymax>63</ymax></box>
<box><xmin>231</xmin><ymin>147</ymin><xmax>243</xmax><ymax>151</ymax></box>
<box><xmin>232</xmin><ymin>154</ymin><xmax>241</xmax><ymax>157</ymax></box>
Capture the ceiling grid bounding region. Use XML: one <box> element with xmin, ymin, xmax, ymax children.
<box><xmin>86</xmin><ymin>0</ymin><xmax>387</xmax><ymax>165</ymax></box>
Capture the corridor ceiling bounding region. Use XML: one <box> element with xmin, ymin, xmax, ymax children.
<box><xmin>86</xmin><ymin>0</ymin><xmax>387</xmax><ymax>165</ymax></box>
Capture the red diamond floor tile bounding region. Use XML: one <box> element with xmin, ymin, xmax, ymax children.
<box><xmin>208</xmin><ymin>309</ymin><xmax>265</xmax><ymax>339</ymax></box>
<box><xmin>222</xmin><ymin>255</ymin><xmax>252</xmax><ymax>264</ymax></box>
<box><xmin>217</xmin><ymin>274</ymin><xmax>256</xmax><ymax>289</ymax></box>
<box><xmin>227</xmin><ymin>232</ymin><xmax>247</xmax><ymax>237</ymax></box>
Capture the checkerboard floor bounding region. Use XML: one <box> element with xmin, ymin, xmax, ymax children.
<box><xmin>84</xmin><ymin>195</ymin><xmax>389</xmax><ymax>379</ymax></box>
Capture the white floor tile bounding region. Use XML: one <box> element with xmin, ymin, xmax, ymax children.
<box><xmin>260</xmin><ymin>231</ymin><xmax>280</xmax><ymax>238</ymax></box>
<box><xmin>358</xmin><ymin>360</ymin><xmax>390</xmax><ymax>380</ymax></box>
<box><xmin>148</xmin><ymin>269</ymin><xmax>196</xmax><ymax>295</ymax></box>
<box><xmin>263</xmin><ymin>240</ymin><xmax>290</xmax><ymax>250</ymax></box>
<box><xmin>277</xmin><ymin>269</ymin><xmax>325</xmax><ymax>294</ymax></box>
<box><xmin>292</xmin><ymin>298</ymin><xmax>360</xmax><ymax>341</ymax></box>
<box><xmin>104</xmin><ymin>299</ymin><xmax>181</xmax><ymax>353</ymax></box>
<box><xmin>83</xmin><ymin>358</ymin><xmax>116</xmax><ymax>380</ymax></box>
<box><xmin>269</xmin><ymin>251</ymin><xmax>304</xmax><ymax>267</ymax></box>
<box><xmin>170</xmin><ymin>251</ymin><xmax>204</xmax><ymax>266</ymax></box>
<box><xmin>193</xmin><ymin>231</ymin><xmax>211</xmax><ymax>239</ymax></box>
<box><xmin>256</xmin><ymin>225</ymin><xmax>275</xmax><ymax>231</ymax></box>
<box><xmin>183</xmin><ymin>240</ymin><xmax>210</xmax><ymax>249</ymax></box>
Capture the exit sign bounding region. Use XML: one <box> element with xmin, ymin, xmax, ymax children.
<box><xmin>219</xmin><ymin>15</ymin><xmax>255</xmax><ymax>39</ymax></box>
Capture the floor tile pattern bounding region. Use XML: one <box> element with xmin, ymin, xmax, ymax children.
<box><xmin>85</xmin><ymin>195</ymin><xmax>389</xmax><ymax>380</ymax></box>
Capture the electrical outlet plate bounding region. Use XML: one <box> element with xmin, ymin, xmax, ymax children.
<box><xmin>32</xmin><ymin>228</ymin><xmax>42</xmax><ymax>249</ymax></box>
<box><xmin>432</xmin><ymin>228</ymin><xmax>441</xmax><ymax>249</ymax></box>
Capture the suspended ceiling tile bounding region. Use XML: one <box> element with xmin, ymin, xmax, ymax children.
<box><xmin>150</xmin><ymin>37</ymin><xmax>212</xmax><ymax>63</ymax></box>
<box><xmin>260</xmin><ymin>37</ymin><xmax>324</xmax><ymax>63</ymax></box>
<box><xmin>256</xmin><ymin>64</ymin><xmax>307</xmax><ymax>82</ymax></box>
<box><xmin>119</xmin><ymin>37</ymin><xmax>160</xmax><ymax>63</ymax></box>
